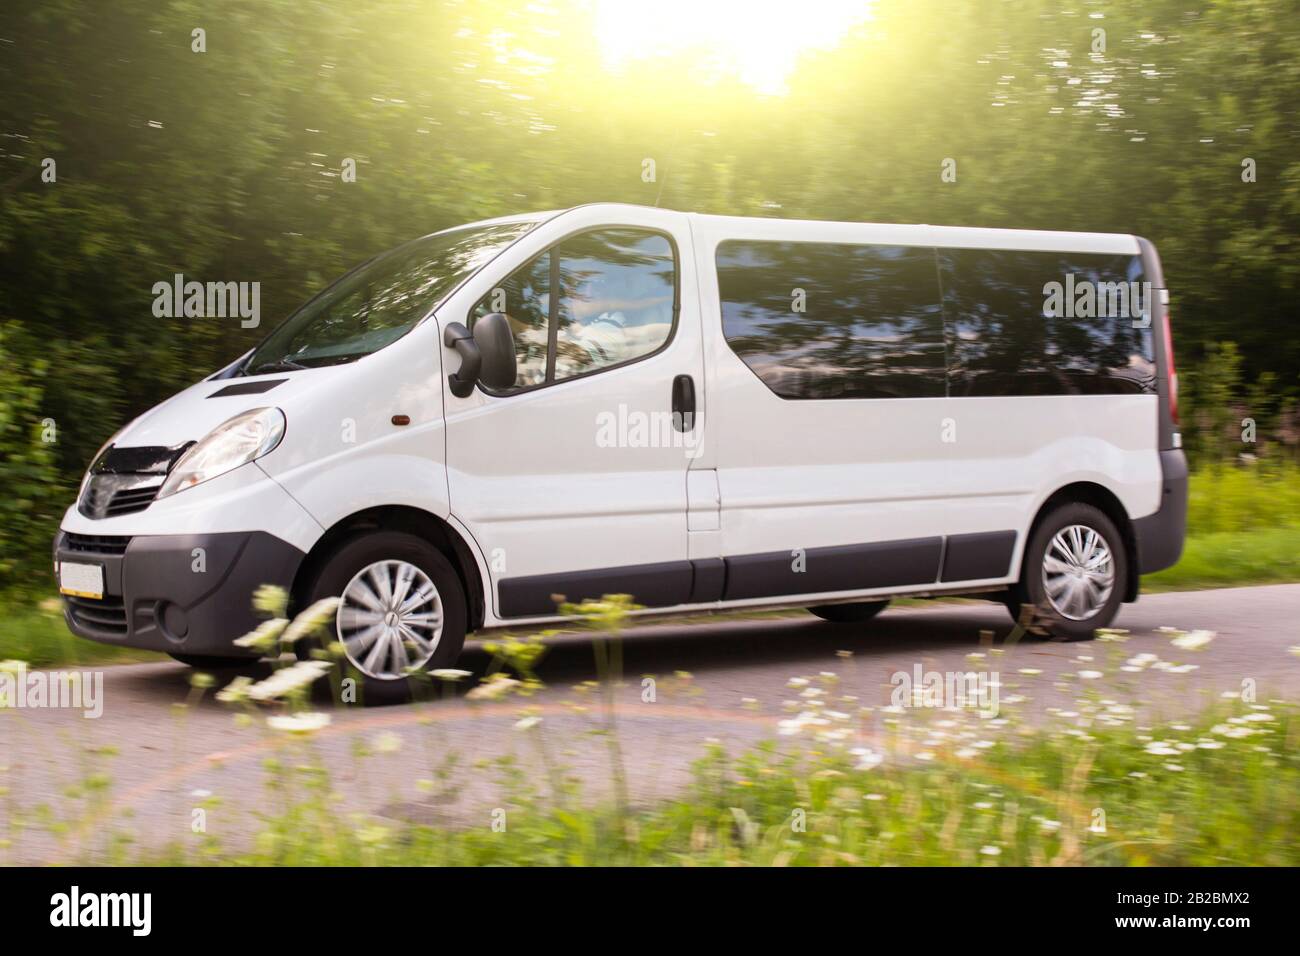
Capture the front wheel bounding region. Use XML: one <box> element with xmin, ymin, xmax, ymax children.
<box><xmin>304</xmin><ymin>531</ymin><xmax>468</xmax><ymax>705</ymax></box>
<box><xmin>1009</xmin><ymin>503</ymin><xmax>1126</xmax><ymax>641</ymax></box>
<box><xmin>808</xmin><ymin>600</ymin><xmax>890</xmax><ymax>623</ymax></box>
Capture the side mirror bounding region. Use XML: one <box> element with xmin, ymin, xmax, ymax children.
<box><xmin>473</xmin><ymin>312</ymin><xmax>517</xmax><ymax>390</ymax></box>
<box><xmin>443</xmin><ymin>315</ymin><xmax>517</xmax><ymax>397</ymax></box>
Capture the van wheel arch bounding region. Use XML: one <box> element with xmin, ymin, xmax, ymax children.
<box><xmin>1023</xmin><ymin>482</ymin><xmax>1139</xmax><ymax>603</ymax></box>
<box><xmin>291</xmin><ymin>506</ymin><xmax>486</xmax><ymax>631</ymax></box>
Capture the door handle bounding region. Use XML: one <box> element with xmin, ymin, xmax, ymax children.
<box><xmin>672</xmin><ymin>374</ymin><xmax>695</xmax><ymax>432</ymax></box>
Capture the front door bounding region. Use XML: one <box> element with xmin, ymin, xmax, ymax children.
<box><xmin>442</xmin><ymin>208</ymin><xmax>705</xmax><ymax>620</ymax></box>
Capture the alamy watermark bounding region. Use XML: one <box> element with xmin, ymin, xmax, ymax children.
<box><xmin>50</xmin><ymin>886</ymin><xmax>151</xmax><ymax>936</ymax></box>
<box><xmin>0</xmin><ymin>662</ymin><xmax>103</xmax><ymax>718</ymax></box>
<box><xmin>152</xmin><ymin>273</ymin><xmax>260</xmax><ymax>328</ymax></box>
<box><xmin>890</xmin><ymin>664</ymin><xmax>999</xmax><ymax>718</ymax></box>
<box><xmin>595</xmin><ymin>404</ymin><xmax>702</xmax><ymax>458</ymax></box>
<box><xmin>1043</xmin><ymin>274</ymin><xmax>1152</xmax><ymax>328</ymax></box>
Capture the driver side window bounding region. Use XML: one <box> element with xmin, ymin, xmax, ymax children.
<box><xmin>471</xmin><ymin>252</ymin><xmax>551</xmax><ymax>388</ymax></box>
<box><xmin>471</xmin><ymin>227</ymin><xmax>676</xmax><ymax>393</ymax></box>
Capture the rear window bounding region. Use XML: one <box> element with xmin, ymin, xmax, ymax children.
<box><xmin>938</xmin><ymin>248</ymin><xmax>1154</xmax><ymax>396</ymax></box>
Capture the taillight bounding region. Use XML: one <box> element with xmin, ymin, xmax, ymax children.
<box><xmin>1162</xmin><ymin>302</ymin><xmax>1178</xmax><ymax>425</ymax></box>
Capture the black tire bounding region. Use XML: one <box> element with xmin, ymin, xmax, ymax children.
<box><xmin>303</xmin><ymin>531</ymin><xmax>468</xmax><ymax>705</ymax></box>
<box><xmin>168</xmin><ymin>653</ymin><xmax>254</xmax><ymax>670</ymax></box>
<box><xmin>808</xmin><ymin>600</ymin><xmax>890</xmax><ymax>623</ymax></box>
<box><xmin>1008</xmin><ymin>502</ymin><xmax>1127</xmax><ymax>641</ymax></box>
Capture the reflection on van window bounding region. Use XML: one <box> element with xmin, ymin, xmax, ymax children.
<box><xmin>718</xmin><ymin>240</ymin><xmax>947</xmax><ymax>400</ymax></box>
<box><xmin>938</xmin><ymin>249</ymin><xmax>1154</xmax><ymax>396</ymax></box>
<box><xmin>472</xmin><ymin>252</ymin><xmax>551</xmax><ymax>388</ymax></box>
<box><xmin>245</xmin><ymin>220</ymin><xmax>534</xmax><ymax>375</ymax></box>
<box><xmin>472</xmin><ymin>227</ymin><xmax>676</xmax><ymax>391</ymax></box>
<box><xmin>554</xmin><ymin>230</ymin><xmax>675</xmax><ymax>381</ymax></box>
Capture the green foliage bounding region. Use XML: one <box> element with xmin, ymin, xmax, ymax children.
<box><xmin>0</xmin><ymin>0</ymin><xmax>1298</xmax><ymax>585</ymax></box>
<box><xmin>1183</xmin><ymin>339</ymin><xmax>1298</xmax><ymax>467</ymax></box>
<box><xmin>1186</xmin><ymin>461</ymin><xmax>1300</xmax><ymax>534</ymax></box>
<box><xmin>0</xmin><ymin>325</ymin><xmax>66</xmax><ymax>590</ymax></box>
<box><xmin>0</xmin><ymin>601</ymin><xmax>155</xmax><ymax>667</ymax></box>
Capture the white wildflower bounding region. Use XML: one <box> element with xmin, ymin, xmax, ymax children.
<box><xmin>266</xmin><ymin>711</ymin><xmax>331</xmax><ymax>735</ymax></box>
<box><xmin>247</xmin><ymin>659</ymin><xmax>333</xmax><ymax>701</ymax></box>
<box><xmin>1169</xmin><ymin>629</ymin><xmax>1215</xmax><ymax>652</ymax></box>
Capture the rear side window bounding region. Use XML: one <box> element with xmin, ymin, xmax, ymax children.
<box><xmin>717</xmin><ymin>240</ymin><xmax>946</xmax><ymax>400</ymax></box>
<box><xmin>938</xmin><ymin>248</ymin><xmax>1154</xmax><ymax>396</ymax></box>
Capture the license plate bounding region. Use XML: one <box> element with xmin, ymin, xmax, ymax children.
<box><xmin>59</xmin><ymin>561</ymin><xmax>104</xmax><ymax>600</ymax></box>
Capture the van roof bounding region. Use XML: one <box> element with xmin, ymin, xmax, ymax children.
<box><xmin>689</xmin><ymin>210</ymin><xmax>1141</xmax><ymax>255</ymax></box>
<box><xmin>531</xmin><ymin>202</ymin><xmax>1142</xmax><ymax>256</ymax></box>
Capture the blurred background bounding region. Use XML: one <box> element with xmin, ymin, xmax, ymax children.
<box><xmin>1</xmin><ymin>0</ymin><xmax>1298</xmax><ymax>596</ymax></box>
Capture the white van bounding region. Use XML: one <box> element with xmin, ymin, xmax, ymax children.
<box><xmin>56</xmin><ymin>203</ymin><xmax>1186</xmax><ymax>698</ymax></box>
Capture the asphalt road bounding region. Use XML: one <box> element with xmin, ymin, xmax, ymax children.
<box><xmin>5</xmin><ymin>584</ymin><xmax>1299</xmax><ymax>863</ymax></box>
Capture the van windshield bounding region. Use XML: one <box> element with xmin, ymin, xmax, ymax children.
<box><xmin>243</xmin><ymin>220</ymin><xmax>535</xmax><ymax>375</ymax></box>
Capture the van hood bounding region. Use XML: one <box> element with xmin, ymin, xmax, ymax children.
<box><xmin>112</xmin><ymin>368</ymin><xmax>334</xmax><ymax>449</ymax></box>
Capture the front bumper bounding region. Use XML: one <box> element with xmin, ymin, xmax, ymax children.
<box><xmin>54</xmin><ymin>530</ymin><xmax>305</xmax><ymax>657</ymax></box>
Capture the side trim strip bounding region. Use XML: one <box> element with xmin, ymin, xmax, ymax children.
<box><xmin>496</xmin><ymin>531</ymin><xmax>1019</xmax><ymax>619</ymax></box>
<box><xmin>688</xmin><ymin>558</ymin><xmax>726</xmax><ymax>604</ymax></box>
<box><xmin>722</xmin><ymin>537</ymin><xmax>942</xmax><ymax>601</ymax></box>
<box><xmin>498</xmin><ymin>559</ymin><xmax>694</xmax><ymax>618</ymax></box>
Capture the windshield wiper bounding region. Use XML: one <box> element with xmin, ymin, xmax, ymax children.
<box><xmin>245</xmin><ymin>358</ymin><xmax>308</xmax><ymax>375</ymax></box>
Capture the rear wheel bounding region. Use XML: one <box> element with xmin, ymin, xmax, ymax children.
<box><xmin>304</xmin><ymin>531</ymin><xmax>467</xmax><ymax>705</ymax></box>
<box><xmin>808</xmin><ymin>600</ymin><xmax>890</xmax><ymax>623</ymax></box>
<box><xmin>1009</xmin><ymin>503</ymin><xmax>1126</xmax><ymax>641</ymax></box>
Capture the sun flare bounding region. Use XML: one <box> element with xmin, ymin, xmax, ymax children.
<box><xmin>593</xmin><ymin>0</ymin><xmax>875</xmax><ymax>95</ymax></box>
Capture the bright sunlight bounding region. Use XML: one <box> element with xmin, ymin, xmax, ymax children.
<box><xmin>592</xmin><ymin>0</ymin><xmax>875</xmax><ymax>95</ymax></box>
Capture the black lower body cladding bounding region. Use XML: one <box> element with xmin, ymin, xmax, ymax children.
<box><xmin>498</xmin><ymin>559</ymin><xmax>696</xmax><ymax>618</ymax></box>
<box><xmin>722</xmin><ymin>537</ymin><xmax>943</xmax><ymax>601</ymax></box>
<box><xmin>496</xmin><ymin>531</ymin><xmax>1020</xmax><ymax>618</ymax></box>
<box><xmin>55</xmin><ymin>530</ymin><xmax>305</xmax><ymax>657</ymax></box>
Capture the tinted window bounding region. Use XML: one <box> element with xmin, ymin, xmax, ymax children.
<box><xmin>938</xmin><ymin>248</ymin><xmax>1154</xmax><ymax>396</ymax></box>
<box><xmin>472</xmin><ymin>228</ymin><xmax>676</xmax><ymax>391</ymax></box>
<box><xmin>717</xmin><ymin>241</ymin><xmax>946</xmax><ymax>400</ymax></box>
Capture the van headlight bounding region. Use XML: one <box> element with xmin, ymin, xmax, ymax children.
<box><xmin>158</xmin><ymin>407</ymin><xmax>286</xmax><ymax>498</ymax></box>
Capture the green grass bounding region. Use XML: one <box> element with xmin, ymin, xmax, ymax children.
<box><xmin>0</xmin><ymin>602</ymin><xmax>158</xmax><ymax>668</ymax></box>
<box><xmin>1184</xmin><ymin>461</ymin><xmax>1300</xmax><ymax>535</ymax></box>
<box><xmin>1144</xmin><ymin>462</ymin><xmax>1300</xmax><ymax>592</ymax></box>
<box><xmin>1145</xmin><ymin>525</ymin><xmax>1300</xmax><ymax>592</ymax></box>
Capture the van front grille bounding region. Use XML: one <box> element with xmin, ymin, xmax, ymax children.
<box><xmin>79</xmin><ymin>475</ymin><xmax>162</xmax><ymax>519</ymax></box>
<box><xmin>104</xmin><ymin>483</ymin><xmax>162</xmax><ymax>517</ymax></box>
<box><xmin>63</xmin><ymin>532</ymin><xmax>133</xmax><ymax>556</ymax></box>
<box><xmin>77</xmin><ymin>442</ymin><xmax>188</xmax><ymax>521</ymax></box>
